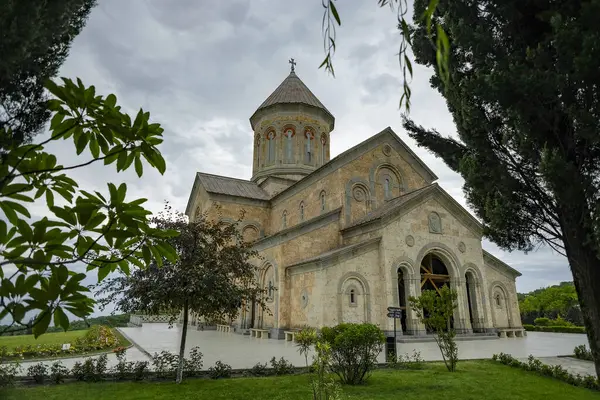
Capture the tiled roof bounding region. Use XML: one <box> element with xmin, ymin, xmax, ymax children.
<box><xmin>252</xmin><ymin>72</ymin><xmax>333</xmax><ymax>119</ymax></box>
<box><xmin>196</xmin><ymin>172</ymin><xmax>270</xmax><ymax>200</ymax></box>
<box><xmin>344</xmin><ymin>184</ymin><xmax>437</xmax><ymax>229</ymax></box>
<box><xmin>287</xmin><ymin>237</ymin><xmax>381</xmax><ymax>268</ymax></box>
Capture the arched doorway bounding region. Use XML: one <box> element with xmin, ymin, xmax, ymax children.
<box><xmin>420</xmin><ymin>253</ymin><xmax>453</xmax><ymax>332</ymax></box>
<box><xmin>465</xmin><ymin>270</ymin><xmax>483</xmax><ymax>333</ymax></box>
<box><xmin>397</xmin><ymin>268</ymin><xmax>408</xmax><ymax>333</ymax></box>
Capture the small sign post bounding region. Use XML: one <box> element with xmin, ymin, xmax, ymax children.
<box><xmin>386</xmin><ymin>306</ymin><xmax>403</xmax><ymax>358</ymax></box>
<box><xmin>62</xmin><ymin>343</ymin><xmax>71</xmax><ymax>351</ymax></box>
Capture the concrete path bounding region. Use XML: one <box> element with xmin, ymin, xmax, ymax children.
<box><xmin>118</xmin><ymin>324</ymin><xmax>588</xmax><ymax>369</ymax></box>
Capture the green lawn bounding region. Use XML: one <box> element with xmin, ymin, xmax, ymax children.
<box><xmin>0</xmin><ymin>330</ymin><xmax>87</xmax><ymax>351</ymax></box>
<box><xmin>3</xmin><ymin>361</ymin><xmax>599</xmax><ymax>400</ymax></box>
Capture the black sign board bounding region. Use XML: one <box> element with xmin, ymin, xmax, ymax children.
<box><xmin>387</xmin><ymin>311</ymin><xmax>402</xmax><ymax>319</ymax></box>
<box><xmin>387</xmin><ymin>306</ymin><xmax>402</xmax><ymax>312</ymax></box>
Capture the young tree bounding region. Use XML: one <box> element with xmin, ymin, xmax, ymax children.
<box><xmin>1</xmin><ymin>0</ymin><xmax>97</xmax><ymax>149</ymax></box>
<box><xmin>403</xmin><ymin>0</ymin><xmax>600</xmax><ymax>376</ymax></box>
<box><xmin>0</xmin><ymin>78</ymin><xmax>177</xmax><ymax>337</ymax></box>
<box><xmin>96</xmin><ymin>204</ymin><xmax>268</xmax><ymax>383</ymax></box>
<box><xmin>409</xmin><ymin>286</ymin><xmax>458</xmax><ymax>372</ymax></box>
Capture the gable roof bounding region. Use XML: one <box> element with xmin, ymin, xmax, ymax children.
<box><xmin>185</xmin><ymin>172</ymin><xmax>271</xmax><ymax>215</ymax></box>
<box><xmin>250</xmin><ymin>71</ymin><xmax>334</xmax><ymax>129</ymax></box>
<box><xmin>271</xmin><ymin>127</ymin><xmax>438</xmax><ymax>204</ymax></box>
<box><xmin>341</xmin><ymin>183</ymin><xmax>483</xmax><ymax>236</ymax></box>
<box><xmin>483</xmin><ymin>250</ymin><xmax>522</xmax><ymax>277</ymax></box>
<box><xmin>196</xmin><ymin>172</ymin><xmax>270</xmax><ymax>200</ymax></box>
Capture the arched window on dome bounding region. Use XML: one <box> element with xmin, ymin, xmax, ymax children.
<box><xmin>282</xmin><ymin>210</ymin><xmax>287</xmax><ymax>228</ymax></box>
<box><xmin>255</xmin><ymin>135</ymin><xmax>261</xmax><ymax>167</ymax></box>
<box><xmin>284</xmin><ymin>128</ymin><xmax>295</xmax><ymax>163</ymax></box>
<box><xmin>267</xmin><ymin>130</ymin><xmax>276</xmax><ymax>164</ymax></box>
<box><xmin>320</xmin><ymin>190</ymin><xmax>326</xmax><ymax>213</ymax></box>
<box><xmin>299</xmin><ymin>201</ymin><xmax>305</xmax><ymax>221</ymax></box>
<box><xmin>320</xmin><ymin>134</ymin><xmax>327</xmax><ymax>165</ymax></box>
<box><xmin>305</xmin><ymin>129</ymin><xmax>314</xmax><ymax>164</ymax></box>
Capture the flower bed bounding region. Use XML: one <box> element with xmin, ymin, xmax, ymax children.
<box><xmin>1</xmin><ymin>326</ymin><xmax>122</xmax><ymax>361</ymax></box>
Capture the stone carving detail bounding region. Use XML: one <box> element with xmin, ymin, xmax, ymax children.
<box><xmin>428</xmin><ymin>212</ymin><xmax>442</xmax><ymax>234</ymax></box>
<box><xmin>458</xmin><ymin>241</ymin><xmax>466</xmax><ymax>253</ymax></box>
<box><xmin>405</xmin><ymin>235</ymin><xmax>415</xmax><ymax>247</ymax></box>
<box><xmin>300</xmin><ymin>289</ymin><xmax>309</xmax><ymax>309</ymax></box>
<box><xmin>382</xmin><ymin>144</ymin><xmax>392</xmax><ymax>156</ymax></box>
<box><xmin>352</xmin><ymin>185</ymin><xmax>367</xmax><ymax>202</ymax></box>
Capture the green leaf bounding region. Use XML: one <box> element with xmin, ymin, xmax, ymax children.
<box><xmin>75</xmin><ymin>132</ymin><xmax>89</xmax><ymax>155</ymax></box>
<box><xmin>134</xmin><ymin>156</ymin><xmax>143</xmax><ymax>177</ymax></box>
<box><xmin>105</xmin><ymin>93</ymin><xmax>117</xmax><ymax>108</ymax></box>
<box><xmin>117</xmin><ymin>183</ymin><xmax>127</xmax><ymax>203</ymax></box>
<box><xmin>13</xmin><ymin>303</ymin><xmax>26</xmax><ymax>323</ymax></box>
<box><xmin>33</xmin><ymin>310</ymin><xmax>52</xmax><ymax>338</ymax></box>
<box><xmin>46</xmin><ymin>189</ymin><xmax>55</xmax><ymax>208</ymax></box>
<box><xmin>329</xmin><ymin>0</ymin><xmax>341</xmax><ymax>26</ymax></box>
<box><xmin>53</xmin><ymin>306</ymin><xmax>70</xmax><ymax>331</ymax></box>
<box><xmin>89</xmin><ymin>137</ymin><xmax>100</xmax><ymax>158</ymax></box>
<box><xmin>0</xmin><ymin>201</ymin><xmax>18</xmax><ymax>225</ymax></box>
<box><xmin>97</xmin><ymin>265</ymin><xmax>111</xmax><ymax>282</ymax></box>
<box><xmin>0</xmin><ymin>200</ymin><xmax>31</xmax><ymax>219</ymax></box>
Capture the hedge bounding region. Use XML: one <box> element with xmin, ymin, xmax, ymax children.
<box><xmin>523</xmin><ymin>324</ymin><xmax>585</xmax><ymax>334</ymax></box>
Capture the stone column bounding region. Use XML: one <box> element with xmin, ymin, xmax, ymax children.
<box><xmin>408</xmin><ymin>277</ymin><xmax>427</xmax><ymax>336</ymax></box>
<box><xmin>451</xmin><ymin>278</ymin><xmax>472</xmax><ymax>334</ymax></box>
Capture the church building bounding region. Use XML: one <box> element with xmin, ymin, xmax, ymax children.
<box><xmin>185</xmin><ymin>63</ymin><xmax>525</xmax><ymax>340</ymax></box>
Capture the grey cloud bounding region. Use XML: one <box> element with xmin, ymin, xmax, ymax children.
<box><xmin>41</xmin><ymin>0</ymin><xmax>571</xmax><ymax>317</ymax></box>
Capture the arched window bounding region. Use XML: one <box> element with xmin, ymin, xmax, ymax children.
<box><xmin>282</xmin><ymin>210</ymin><xmax>287</xmax><ymax>228</ymax></box>
<box><xmin>320</xmin><ymin>191</ymin><xmax>326</xmax><ymax>212</ymax></box>
<box><xmin>320</xmin><ymin>134</ymin><xmax>327</xmax><ymax>164</ymax></box>
<box><xmin>495</xmin><ymin>294</ymin><xmax>501</xmax><ymax>307</ymax></box>
<box><xmin>305</xmin><ymin>129</ymin><xmax>314</xmax><ymax>164</ymax></box>
<box><xmin>267</xmin><ymin>130</ymin><xmax>276</xmax><ymax>163</ymax></box>
<box><xmin>255</xmin><ymin>135</ymin><xmax>261</xmax><ymax>167</ymax></box>
<box><xmin>349</xmin><ymin>289</ymin><xmax>356</xmax><ymax>304</ymax></box>
<box><xmin>300</xmin><ymin>201</ymin><xmax>305</xmax><ymax>221</ymax></box>
<box><xmin>268</xmin><ymin>280</ymin><xmax>274</xmax><ymax>299</ymax></box>
<box><xmin>284</xmin><ymin>128</ymin><xmax>294</xmax><ymax>162</ymax></box>
<box><xmin>384</xmin><ymin>177</ymin><xmax>391</xmax><ymax>199</ymax></box>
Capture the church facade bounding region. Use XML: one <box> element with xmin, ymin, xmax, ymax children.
<box><xmin>185</xmin><ymin>66</ymin><xmax>525</xmax><ymax>339</ymax></box>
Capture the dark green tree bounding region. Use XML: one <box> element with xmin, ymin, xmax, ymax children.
<box><xmin>403</xmin><ymin>0</ymin><xmax>600</xmax><ymax>375</ymax></box>
<box><xmin>0</xmin><ymin>0</ymin><xmax>96</xmax><ymax>150</ymax></box>
<box><xmin>95</xmin><ymin>205</ymin><xmax>267</xmax><ymax>383</ymax></box>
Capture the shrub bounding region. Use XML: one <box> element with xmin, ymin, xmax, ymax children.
<box><xmin>27</xmin><ymin>362</ymin><xmax>48</xmax><ymax>384</ymax></box>
<box><xmin>525</xmin><ymin>325</ymin><xmax>585</xmax><ymax>333</ymax></box>
<box><xmin>152</xmin><ymin>350</ymin><xmax>179</xmax><ymax>379</ymax></box>
<box><xmin>49</xmin><ymin>361</ymin><xmax>69</xmax><ymax>384</ymax></box>
<box><xmin>71</xmin><ymin>355</ymin><xmax>108</xmax><ymax>382</ymax></box>
<box><xmin>71</xmin><ymin>361</ymin><xmax>85</xmax><ymax>381</ymax></box>
<box><xmin>320</xmin><ymin>323</ymin><xmax>385</xmax><ymax>385</ymax></box>
<box><xmin>269</xmin><ymin>356</ymin><xmax>294</xmax><ymax>376</ymax></box>
<box><xmin>0</xmin><ymin>362</ymin><xmax>21</xmax><ymax>387</ymax></box>
<box><xmin>245</xmin><ymin>362</ymin><xmax>269</xmax><ymax>377</ymax></box>
<box><xmin>534</xmin><ymin>317</ymin><xmax>551</xmax><ymax>326</ymax></box>
<box><xmin>209</xmin><ymin>360</ymin><xmax>232</xmax><ymax>379</ymax></box>
<box><xmin>132</xmin><ymin>361</ymin><xmax>150</xmax><ymax>381</ymax></box>
<box><xmin>492</xmin><ymin>352</ymin><xmax>599</xmax><ymax>390</ymax></box>
<box><xmin>183</xmin><ymin>346</ymin><xmax>203</xmax><ymax>377</ymax></box>
<box><xmin>390</xmin><ymin>350</ymin><xmax>425</xmax><ymax>370</ymax></box>
<box><xmin>574</xmin><ymin>345</ymin><xmax>594</xmax><ymax>361</ymax></box>
<box><xmin>78</xmin><ymin>325</ymin><xmax>119</xmax><ymax>348</ymax></box>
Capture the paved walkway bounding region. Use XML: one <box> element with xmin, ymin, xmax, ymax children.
<box><xmin>11</xmin><ymin>324</ymin><xmax>592</xmax><ymax>378</ymax></box>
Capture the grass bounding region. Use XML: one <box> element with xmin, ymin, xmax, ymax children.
<box><xmin>0</xmin><ymin>330</ymin><xmax>87</xmax><ymax>351</ymax></box>
<box><xmin>0</xmin><ymin>328</ymin><xmax>131</xmax><ymax>360</ymax></box>
<box><xmin>3</xmin><ymin>361</ymin><xmax>600</xmax><ymax>400</ymax></box>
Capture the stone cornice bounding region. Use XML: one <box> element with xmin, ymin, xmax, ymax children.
<box><xmin>483</xmin><ymin>250</ymin><xmax>522</xmax><ymax>277</ymax></box>
<box><xmin>251</xmin><ymin>207</ymin><xmax>341</xmax><ymax>252</ymax></box>
<box><xmin>209</xmin><ymin>193</ymin><xmax>270</xmax><ymax>208</ymax></box>
<box><xmin>341</xmin><ymin>183</ymin><xmax>484</xmax><ymax>238</ymax></box>
<box><xmin>287</xmin><ymin>236</ymin><xmax>382</xmax><ymax>275</ymax></box>
<box><xmin>270</xmin><ymin>127</ymin><xmax>438</xmax><ymax>205</ymax></box>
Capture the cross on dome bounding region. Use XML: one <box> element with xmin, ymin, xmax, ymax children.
<box><xmin>289</xmin><ymin>58</ymin><xmax>296</xmax><ymax>73</ymax></box>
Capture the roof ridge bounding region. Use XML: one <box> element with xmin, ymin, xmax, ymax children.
<box><xmin>196</xmin><ymin>171</ymin><xmax>257</xmax><ymax>184</ymax></box>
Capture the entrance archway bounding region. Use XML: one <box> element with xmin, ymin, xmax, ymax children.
<box><xmin>396</xmin><ymin>268</ymin><xmax>408</xmax><ymax>333</ymax></box>
<box><xmin>420</xmin><ymin>253</ymin><xmax>453</xmax><ymax>331</ymax></box>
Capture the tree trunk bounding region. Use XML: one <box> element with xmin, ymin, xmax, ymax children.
<box><xmin>176</xmin><ymin>299</ymin><xmax>189</xmax><ymax>384</ymax></box>
<box><xmin>559</xmin><ymin>210</ymin><xmax>600</xmax><ymax>378</ymax></box>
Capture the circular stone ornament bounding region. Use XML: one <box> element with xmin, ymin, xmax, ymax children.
<box><xmin>300</xmin><ymin>289</ymin><xmax>309</xmax><ymax>309</ymax></box>
<box><xmin>352</xmin><ymin>186</ymin><xmax>367</xmax><ymax>202</ymax></box>
<box><xmin>382</xmin><ymin>144</ymin><xmax>392</xmax><ymax>156</ymax></box>
<box><xmin>405</xmin><ymin>235</ymin><xmax>415</xmax><ymax>247</ymax></box>
<box><xmin>458</xmin><ymin>242</ymin><xmax>466</xmax><ymax>253</ymax></box>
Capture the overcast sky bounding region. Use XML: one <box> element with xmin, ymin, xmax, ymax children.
<box><xmin>40</xmin><ymin>0</ymin><xmax>571</xmax><ymax>310</ymax></box>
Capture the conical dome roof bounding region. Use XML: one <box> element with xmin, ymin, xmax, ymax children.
<box><xmin>250</xmin><ymin>70</ymin><xmax>334</xmax><ymax>130</ymax></box>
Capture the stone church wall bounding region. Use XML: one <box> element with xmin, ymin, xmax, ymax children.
<box><xmin>270</xmin><ymin>143</ymin><xmax>430</xmax><ymax>233</ymax></box>
<box><xmin>483</xmin><ymin>263</ymin><xmax>522</xmax><ymax>329</ymax></box>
